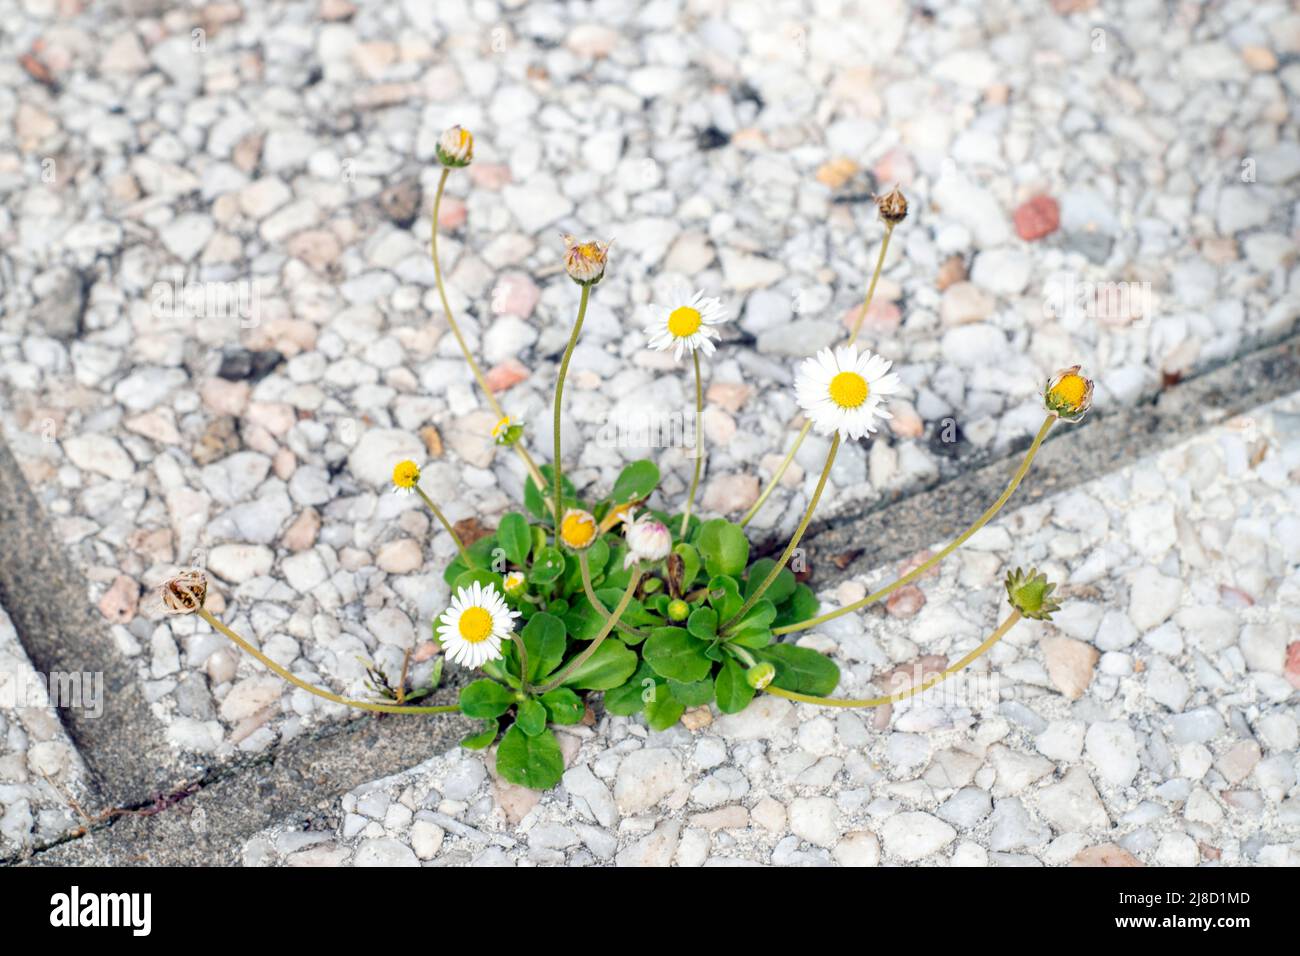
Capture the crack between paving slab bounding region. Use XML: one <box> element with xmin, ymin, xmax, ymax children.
<box><xmin>759</xmin><ymin>328</ymin><xmax>1300</xmax><ymax>587</ymax></box>
<box><xmin>1</xmin><ymin>701</ymin><xmax>467</xmax><ymax>866</ymax></box>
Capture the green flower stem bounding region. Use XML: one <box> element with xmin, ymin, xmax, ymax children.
<box><xmin>531</xmin><ymin>567</ymin><xmax>641</xmax><ymax>695</ymax></box>
<box><xmin>680</xmin><ymin>350</ymin><xmax>705</xmax><ymax>538</ymax></box>
<box><xmin>722</xmin><ymin>434</ymin><xmax>840</xmax><ymax>633</ymax></box>
<box><xmin>414</xmin><ymin>485</ymin><xmax>476</xmax><ymax>569</ymax></box>
<box><xmin>198</xmin><ymin>608</ymin><xmax>460</xmax><ymax>715</ymax></box>
<box><xmin>578</xmin><ymin>549</ymin><xmax>646</xmax><ymax>641</ymax></box>
<box><xmin>553</xmin><ymin>282</ymin><xmax>591</xmax><ymax>541</ymax></box>
<box><xmin>846</xmin><ymin>223</ymin><xmax>896</xmax><ymax>347</ymax></box>
<box><xmin>774</xmin><ymin>413</ymin><xmax>1056</xmax><ymax>637</ymax></box>
<box><xmin>430</xmin><ymin>167</ymin><xmax>549</xmax><ymax>502</ymax></box>
<box><xmin>740</xmin><ymin>223</ymin><xmax>895</xmax><ymax>529</ymax></box>
<box><xmin>764</xmin><ymin>610</ymin><xmax>1022</xmax><ymax>708</ymax></box>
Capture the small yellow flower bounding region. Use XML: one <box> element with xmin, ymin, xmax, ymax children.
<box><xmin>437</xmin><ymin>125</ymin><xmax>474</xmax><ymax>167</ymax></box>
<box><xmin>562</xmin><ymin>234</ymin><xmax>611</xmax><ymax>285</ymax></box>
<box><xmin>558</xmin><ymin>508</ymin><xmax>598</xmax><ymax>550</ymax></box>
<box><xmin>503</xmin><ymin>570</ymin><xmax>527</xmax><ymax>596</ymax></box>
<box><xmin>491</xmin><ymin>415</ymin><xmax>523</xmax><ymax>446</ymax></box>
<box><xmin>1044</xmin><ymin>365</ymin><xmax>1094</xmax><ymax>422</ymax></box>
<box><xmin>392</xmin><ymin>459</ymin><xmax>421</xmax><ymax>491</ymax></box>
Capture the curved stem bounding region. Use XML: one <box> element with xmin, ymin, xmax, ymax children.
<box><xmin>775</xmin><ymin>414</ymin><xmax>1056</xmax><ymax>636</ymax></box>
<box><xmin>680</xmin><ymin>350</ymin><xmax>704</xmax><ymax>537</ymax></box>
<box><xmin>739</xmin><ymin>422</ymin><xmax>810</xmax><ymax>528</ymax></box>
<box><xmin>552</xmin><ymin>283</ymin><xmax>590</xmax><ymax>540</ymax></box>
<box><xmin>846</xmin><ymin>223</ymin><xmax>895</xmax><ymax>347</ymax></box>
<box><xmin>430</xmin><ymin>167</ymin><xmax>549</xmax><ymax>499</ymax></box>
<box><xmin>578</xmin><ymin>550</ymin><xmax>646</xmax><ymax>640</ymax></box>
<box><xmin>764</xmin><ymin>611</ymin><xmax>1022</xmax><ymax>708</ymax></box>
<box><xmin>414</xmin><ymin>485</ymin><xmax>475</xmax><ymax>568</ymax></box>
<box><xmin>532</xmin><ymin>568</ymin><xmax>641</xmax><ymax>694</ymax></box>
<box><xmin>723</xmin><ymin>434</ymin><xmax>840</xmax><ymax>633</ymax></box>
<box><xmin>741</xmin><ymin>223</ymin><xmax>895</xmax><ymax>529</ymax></box>
<box><xmin>198</xmin><ymin>609</ymin><xmax>460</xmax><ymax>716</ymax></box>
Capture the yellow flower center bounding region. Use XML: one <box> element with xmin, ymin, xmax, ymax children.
<box><xmin>457</xmin><ymin>607</ymin><xmax>493</xmax><ymax>643</ymax></box>
<box><xmin>1050</xmin><ymin>373</ymin><xmax>1088</xmax><ymax>409</ymax></box>
<box><xmin>828</xmin><ymin>371</ymin><xmax>869</xmax><ymax>409</ymax></box>
<box><xmin>459</xmin><ymin>128</ymin><xmax>472</xmax><ymax>150</ymax></box>
<box><xmin>560</xmin><ymin>512</ymin><xmax>596</xmax><ymax>549</ymax></box>
<box><xmin>392</xmin><ymin>460</ymin><xmax>420</xmax><ymax>489</ymax></box>
<box><xmin>492</xmin><ymin>416</ymin><xmax>510</xmax><ymax>438</ymax></box>
<box><xmin>667</xmin><ymin>306</ymin><xmax>702</xmax><ymax>338</ymax></box>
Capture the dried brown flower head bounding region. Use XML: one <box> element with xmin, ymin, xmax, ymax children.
<box><xmin>875</xmin><ymin>186</ymin><xmax>908</xmax><ymax>225</ymax></box>
<box><xmin>161</xmin><ymin>570</ymin><xmax>207</xmax><ymax>614</ymax></box>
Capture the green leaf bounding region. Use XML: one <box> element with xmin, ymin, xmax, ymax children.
<box><xmin>643</xmin><ymin>627</ymin><xmax>712</xmax><ymax>682</ymax></box>
<box><xmin>673</xmin><ymin>543</ymin><xmax>701</xmax><ymax>593</ymax></box>
<box><xmin>540</xmin><ymin>687</ymin><xmax>584</xmax><ymax>725</ymax></box>
<box><xmin>744</xmin><ymin>558</ymin><xmax>796</xmax><ymax>604</ymax></box>
<box><xmin>706</xmin><ymin>575</ymin><xmax>743</xmax><ymax>622</ymax></box>
<box><xmin>610</xmin><ymin>460</ymin><xmax>660</xmax><ymax>505</ymax></box>
<box><xmin>776</xmin><ymin>583</ymin><xmax>820</xmax><ymax>627</ymax></box>
<box><xmin>516</xmin><ymin>698</ymin><xmax>548</xmax><ymax>736</ymax></box>
<box><xmin>525</xmin><ymin>465</ymin><xmax>574</xmax><ymax>521</ymax></box>
<box><xmin>687</xmin><ymin>606</ymin><xmax>718</xmax><ymax>640</ymax></box>
<box><xmin>714</xmin><ymin>658</ymin><xmax>755</xmax><ymax>714</ymax></box>
<box><xmin>521</xmin><ymin>612</ymin><xmax>566</xmax><ymax>682</ymax></box>
<box><xmin>586</xmin><ymin>537</ymin><xmax>610</xmax><ymax>577</ymax></box>
<box><xmin>563</xmin><ymin>640</ymin><xmax>638</xmax><ymax>690</ymax></box>
<box><xmin>561</xmin><ymin>598</ymin><xmax>604</xmax><ymax>641</ymax></box>
<box><xmin>603</xmin><ymin>662</ymin><xmax>656</xmax><ymax>716</ymax></box>
<box><xmin>730</xmin><ymin>599</ymin><xmax>777</xmax><ymax>647</ymax></box>
<box><xmin>496</xmin><ymin>725</ymin><xmax>564</xmax><ymax>790</ymax></box>
<box><xmin>758</xmin><ymin>644</ymin><xmax>840</xmax><ymax>696</ymax></box>
<box><xmin>461</xmin><ymin>719</ymin><xmax>498</xmax><ymax>750</ymax></box>
<box><xmin>452</xmin><ymin>568</ymin><xmax>502</xmax><ymax>595</ymax></box>
<box><xmin>497</xmin><ymin>513</ymin><xmax>532</xmax><ymax>566</ymax></box>
<box><xmin>667</xmin><ymin>678</ymin><xmax>714</xmax><ymax>707</ymax></box>
<box><xmin>529</xmin><ymin>546</ymin><xmax>566</xmax><ymax>586</ymax></box>
<box><xmin>696</xmin><ymin>519</ymin><xmax>750</xmax><ymax>577</ymax></box>
<box><xmin>644</xmin><ymin>684</ymin><xmax>686</xmax><ymax>731</ymax></box>
<box><xmin>459</xmin><ymin>679</ymin><xmax>515</xmax><ymax>719</ymax></box>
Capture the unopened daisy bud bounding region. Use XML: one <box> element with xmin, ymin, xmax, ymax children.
<box><xmin>745</xmin><ymin>661</ymin><xmax>777</xmax><ymax>690</ymax></box>
<box><xmin>1004</xmin><ymin>567</ymin><xmax>1061</xmax><ymax>622</ymax></box>
<box><xmin>436</xmin><ymin>125</ymin><xmax>474</xmax><ymax>167</ymax></box>
<box><xmin>502</xmin><ymin>570</ymin><xmax>527</xmax><ymax>596</ymax></box>
<box><xmin>161</xmin><ymin>570</ymin><xmax>207</xmax><ymax>614</ymax></box>
<box><xmin>667</xmin><ymin>598</ymin><xmax>690</xmax><ymax>622</ymax></box>
<box><xmin>491</xmin><ymin>415</ymin><xmax>524</xmax><ymax>446</ymax></box>
<box><xmin>558</xmin><ymin>508</ymin><xmax>598</xmax><ymax>551</ymax></box>
<box><xmin>562</xmin><ymin>234</ymin><xmax>610</xmax><ymax>285</ymax></box>
<box><xmin>875</xmin><ymin>186</ymin><xmax>908</xmax><ymax>225</ymax></box>
<box><xmin>1044</xmin><ymin>365</ymin><xmax>1094</xmax><ymax>423</ymax></box>
<box><xmin>392</xmin><ymin>459</ymin><xmax>421</xmax><ymax>492</ymax></box>
<box><xmin>623</xmin><ymin>514</ymin><xmax>672</xmax><ymax>569</ymax></box>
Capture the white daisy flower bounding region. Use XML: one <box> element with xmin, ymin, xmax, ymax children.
<box><xmin>434</xmin><ymin>581</ymin><xmax>519</xmax><ymax>669</ymax></box>
<box><xmin>794</xmin><ymin>345</ymin><xmax>901</xmax><ymax>441</ymax></box>
<box><xmin>645</xmin><ymin>289</ymin><xmax>729</xmax><ymax>360</ymax></box>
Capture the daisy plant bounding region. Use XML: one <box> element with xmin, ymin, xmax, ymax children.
<box><xmin>174</xmin><ymin>130</ymin><xmax>1094</xmax><ymax>791</ymax></box>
